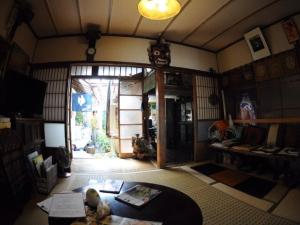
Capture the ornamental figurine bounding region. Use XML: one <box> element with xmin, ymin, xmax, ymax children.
<box><xmin>148</xmin><ymin>38</ymin><xmax>171</xmax><ymax>68</ymax></box>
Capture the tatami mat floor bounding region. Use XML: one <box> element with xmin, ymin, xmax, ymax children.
<box><xmin>14</xmin><ymin>160</ymin><xmax>299</xmax><ymax>225</ymax></box>
<box><xmin>184</xmin><ymin>162</ymin><xmax>300</xmax><ymax>224</ymax></box>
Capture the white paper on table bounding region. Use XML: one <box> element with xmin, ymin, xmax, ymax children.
<box><xmin>49</xmin><ymin>193</ymin><xmax>86</xmax><ymax>218</ymax></box>
<box><xmin>101</xmin><ymin>215</ymin><xmax>162</xmax><ymax>225</ymax></box>
<box><xmin>37</xmin><ymin>197</ymin><xmax>53</xmax><ymax>213</ymax></box>
<box><xmin>120</xmin><ymin>218</ymin><xmax>163</xmax><ymax>225</ymax></box>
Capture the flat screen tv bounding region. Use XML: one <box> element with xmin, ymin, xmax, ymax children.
<box><xmin>0</xmin><ymin>71</ymin><xmax>47</xmax><ymax>117</ymax></box>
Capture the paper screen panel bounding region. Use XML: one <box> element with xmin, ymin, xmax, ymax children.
<box><xmin>32</xmin><ymin>67</ymin><xmax>68</xmax><ymax>122</ymax></box>
<box><xmin>120</xmin><ymin>111</ymin><xmax>142</xmax><ymax>124</ymax></box>
<box><xmin>196</xmin><ymin>76</ymin><xmax>220</xmax><ymax>120</ymax></box>
<box><xmin>120</xmin><ymin>125</ymin><xmax>143</xmax><ymax>138</ymax></box>
<box><xmin>120</xmin><ymin>96</ymin><xmax>142</xmax><ymax>109</ymax></box>
<box><xmin>120</xmin><ymin>80</ymin><xmax>142</xmax><ymax>95</ymax></box>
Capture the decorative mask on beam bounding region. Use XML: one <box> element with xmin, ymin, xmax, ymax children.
<box><xmin>148</xmin><ymin>38</ymin><xmax>171</xmax><ymax>68</ymax></box>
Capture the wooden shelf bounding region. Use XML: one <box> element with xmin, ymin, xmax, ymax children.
<box><xmin>233</xmin><ymin>117</ymin><xmax>300</xmax><ymax>124</ymax></box>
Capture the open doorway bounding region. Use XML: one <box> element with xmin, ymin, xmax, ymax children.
<box><xmin>164</xmin><ymin>72</ymin><xmax>194</xmax><ymax>165</ymax></box>
<box><xmin>71</xmin><ymin>78</ymin><xmax>119</xmax><ymax>159</ymax></box>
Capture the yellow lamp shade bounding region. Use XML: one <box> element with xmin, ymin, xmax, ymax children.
<box><xmin>138</xmin><ymin>0</ymin><xmax>181</xmax><ymax>20</ymax></box>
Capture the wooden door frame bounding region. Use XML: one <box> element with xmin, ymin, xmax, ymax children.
<box><xmin>155</xmin><ymin>69</ymin><xmax>166</xmax><ymax>168</ymax></box>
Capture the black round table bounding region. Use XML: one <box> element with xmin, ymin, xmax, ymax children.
<box><xmin>49</xmin><ymin>182</ymin><xmax>203</xmax><ymax>225</ymax></box>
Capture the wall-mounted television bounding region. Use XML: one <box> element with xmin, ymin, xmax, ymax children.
<box><xmin>0</xmin><ymin>70</ymin><xmax>47</xmax><ymax>117</ymax></box>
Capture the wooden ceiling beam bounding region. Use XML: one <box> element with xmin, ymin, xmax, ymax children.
<box><xmin>76</xmin><ymin>0</ymin><xmax>83</xmax><ymax>33</ymax></box>
<box><xmin>44</xmin><ymin>0</ymin><xmax>58</xmax><ymax>35</ymax></box>
<box><xmin>106</xmin><ymin>0</ymin><xmax>114</xmax><ymax>33</ymax></box>
<box><xmin>201</xmin><ymin>0</ymin><xmax>281</xmax><ymax>48</ymax></box>
<box><xmin>26</xmin><ymin>23</ymin><xmax>39</xmax><ymax>39</ymax></box>
<box><xmin>132</xmin><ymin>16</ymin><xmax>143</xmax><ymax>36</ymax></box>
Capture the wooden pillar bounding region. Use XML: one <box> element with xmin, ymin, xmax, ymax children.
<box><xmin>192</xmin><ymin>75</ymin><xmax>198</xmax><ymax>161</ymax></box>
<box><xmin>156</xmin><ymin>69</ymin><xmax>166</xmax><ymax>168</ymax></box>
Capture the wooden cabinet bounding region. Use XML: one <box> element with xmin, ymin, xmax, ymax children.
<box><xmin>0</xmin><ymin>129</ymin><xmax>31</xmax><ymax>225</ymax></box>
<box><xmin>12</xmin><ymin>117</ymin><xmax>44</xmax><ymax>155</ymax></box>
<box><xmin>0</xmin><ymin>118</ymin><xmax>44</xmax><ymax>225</ymax></box>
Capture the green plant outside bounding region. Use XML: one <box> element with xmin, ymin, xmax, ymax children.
<box><xmin>96</xmin><ymin>129</ymin><xmax>111</xmax><ymax>153</ymax></box>
<box><xmin>75</xmin><ymin>112</ymin><xmax>84</xmax><ymax>125</ymax></box>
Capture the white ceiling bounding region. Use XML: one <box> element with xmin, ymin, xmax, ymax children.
<box><xmin>28</xmin><ymin>0</ymin><xmax>300</xmax><ymax>52</ymax></box>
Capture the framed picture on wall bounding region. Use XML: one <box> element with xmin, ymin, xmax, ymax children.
<box><xmin>244</xmin><ymin>27</ymin><xmax>271</xmax><ymax>61</ymax></box>
<box><xmin>281</xmin><ymin>18</ymin><xmax>300</xmax><ymax>44</ymax></box>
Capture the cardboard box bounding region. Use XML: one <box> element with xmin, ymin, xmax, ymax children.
<box><xmin>0</xmin><ymin>117</ymin><xmax>10</xmax><ymax>123</ymax></box>
<box><xmin>86</xmin><ymin>146</ymin><xmax>95</xmax><ymax>154</ymax></box>
<box><xmin>0</xmin><ymin>122</ymin><xmax>11</xmax><ymax>129</ymax></box>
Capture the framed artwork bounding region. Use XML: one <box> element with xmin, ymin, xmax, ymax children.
<box><xmin>282</xmin><ymin>18</ymin><xmax>299</xmax><ymax>44</ymax></box>
<box><xmin>244</xmin><ymin>27</ymin><xmax>271</xmax><ymax>61</ymax></box>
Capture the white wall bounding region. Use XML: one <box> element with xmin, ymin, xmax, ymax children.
<box><xmin>33</xmin><ymin>36</ymin><xmax>218</xmax><ymax>72</ymax></box>
<box><xmin>218</xmin><ymin>14</ymin><xmax>300</xmax><ymax>73</ymax></box>
<box><xmin>217</xmin><ymin>41</ymin><xmax>252</xmax><ymax>73</ymax></box>
<box><xmin>13</xmin><ymin>24</ymin><xmax>37</xmax><ymax>61</ymax></box>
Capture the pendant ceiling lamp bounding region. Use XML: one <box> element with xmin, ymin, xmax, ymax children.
<box><xmin>138</xmin><ymin>0</ymin><xmax>181</xmax><ymax>20</ymax></box>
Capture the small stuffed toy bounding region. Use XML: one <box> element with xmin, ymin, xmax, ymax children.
<box><xmin>96</xmin><ymin>200</ymin><xmax>111</xmax><ymax>220</ymax></box>
<box><xmin>85</xmin><ymin>188</ymin><xmax>111</xmax><ymax>220</ymax></box>
<box><xmin>86</xmin><ymin>188</ymin><xmax>100</xmax><ymax>207</ymax></box>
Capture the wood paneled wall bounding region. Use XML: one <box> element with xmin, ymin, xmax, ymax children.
<box><xmin>221</xmin><ymin>48</ymin><xmax>300</xmax><ymax>120</ymax></box>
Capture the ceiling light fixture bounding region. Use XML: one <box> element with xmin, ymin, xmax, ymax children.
<box><xmin>138</xmin><ymin>0</ymin><xmax>181</xmax><ymax>20</ymax></box>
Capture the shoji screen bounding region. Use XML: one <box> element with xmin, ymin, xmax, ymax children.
<box><xmin>32</xmin><ymin>67</ymin><xmax>68</xmax><ymax>147</ymax></box>
<box><xmin>195</xmin><ymin>76</ymin><xmax>220</xmax><ymax>120</ymax></box>
<box><xmin>119</xmin><ymin>80</ymin><xmax>143</xmax><ymax>155</ymax></box>
<box><xmin>32</xmin><ymin>67</ymin><xmax>68</xmax><ymax>122</ymax></box>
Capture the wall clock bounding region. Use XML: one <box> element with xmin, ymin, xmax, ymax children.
<box><xmin>85</xmin><ymin>26</ymin><xmax>101</xmax><ymax>62</ymax></box>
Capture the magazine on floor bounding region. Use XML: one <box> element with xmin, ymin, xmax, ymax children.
<box><xmin>99</xmin><ymin>179</ymin><xmax>124</xmax><ymax>194</ymax></box>
<box><xmin>101</xmin><ymin>215</ymin><xmax>162</xmax><ymax>225</ymax></box>
<box><xmin>115</xmin><ymin>184</ymin><xmax>162</xmax><ymax>207</ymax></box>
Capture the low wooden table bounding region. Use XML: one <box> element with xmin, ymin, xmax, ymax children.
<box><xmin>48</xmin><ymin>182</ymin><xmax>203</xmax><ymax>225</ymax></box>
